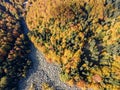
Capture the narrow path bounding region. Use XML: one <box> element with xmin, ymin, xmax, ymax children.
<box><xmin>19</xmin><ymin>44</ymin><xmax>80</xmax><ymax>90</ymax></box>
<box><xmin>19</xmin><ymin>18</ymin><xmax>80</xmax><ymax>90</ymax></box>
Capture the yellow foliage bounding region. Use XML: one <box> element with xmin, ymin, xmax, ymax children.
<box><xmin>76</xmin><ymin>80</ymin><xmax>86</xmax><ymax>88</ymax></box>
<box><xmin>26</xmin><ymin>0</ymin><xmax>120</xmax><ymax>89</ymax></box>
<box><xmin>66</xmin><ymin>79</ymin><xmax>74</xmax><ymax>86</ymax></box>
<box><xmin>0</xmin><ymin>76</ymin><xmax>7</xmax><ymax>88</ymax></box>
<box><xmin>42</xmin><ymin>83</ymin><xmax>54</xmax><ymax>90</ymax></box>
<box><xmin>102</xmin><ymin>66</ymin><xmax>111</xmax><ymax>76</ymax></box>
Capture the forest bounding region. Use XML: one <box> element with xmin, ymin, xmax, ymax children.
<box><xmin>0</xmin><ymin>0</ymin><xmax>120</xmax><ymax>90</ymax></box>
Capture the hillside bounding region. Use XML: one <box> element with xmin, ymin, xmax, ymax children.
<box><xmin>0</xmin><ymin>0</ymin><xmax>120</xmax><ymax>90</ymax></box>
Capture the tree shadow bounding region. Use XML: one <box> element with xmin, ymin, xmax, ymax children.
<box><xmin>19</xmin><ymin>17</ymin><xmax>64</xmax><ymax>90</ymax></box>
<box><xmin>77</xmin><ymin>37</ymin><xmax>104</xmax><ymax>82</ymax></box>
